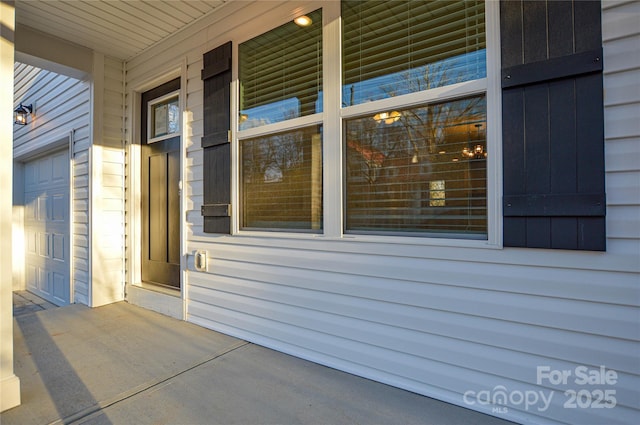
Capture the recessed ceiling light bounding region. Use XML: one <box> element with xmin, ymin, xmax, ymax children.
<box><xmin>294</xmin><ymin>15</ymin><xmax>312</xmax><ymax>27</ymax></box>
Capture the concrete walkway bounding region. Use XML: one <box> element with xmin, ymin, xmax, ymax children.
<box><xmin>13</xmin><ymin>290</ymin><xmax>58</xmax><ymax>316</ymax></box>
<box><xmin>2</xmin><ymin>294</ymin><xmax>515</xmax><ymax>425</ymax></box>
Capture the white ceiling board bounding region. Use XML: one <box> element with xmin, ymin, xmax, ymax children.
<box><xmin>16</xmin><ymin>0</ymin><xmax>227</xmax><ymax>61</ymax></box>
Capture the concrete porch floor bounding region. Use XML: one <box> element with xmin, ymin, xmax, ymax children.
<box><xmin>3</xmin><ymin>292</ymin><xmax>516</xmax><ymax>425</ymax></box>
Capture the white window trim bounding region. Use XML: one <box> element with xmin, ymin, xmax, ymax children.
<box><xmin>321</xmin><ymin>2</ymin><xmax>343</xmax><ymax>238</ymax></box>
<box><xmin>237</xmin><ymin>113</ymin><xmax>323</xmax><ymax>140</ymax></box>
<box><xmin>126</xmin><ymin>63</ymin><xmax>187</xmax><ymax>316</ymax></box>
<box><xmin>231</xmin><ymin>0</ymin><xmax>502</xmax><ymax>249</ymax></box>
<box><xmin>340</xmin><ymin>79</ymin><xmax>488</xmax><ymax>120</ymax></box>
<box><xmin>233</xmin><ymin>3</ymin><xmax>330</xmax><ymax>236</ymax></box>
<box><xmin>484</xmin><ymin>0</ymin><xmax>503</xmax><ymax>248</ymax></box>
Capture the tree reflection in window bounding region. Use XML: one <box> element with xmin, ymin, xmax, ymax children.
<box><xmin>241</xmin><ymin>127</ymin><xmax>323</xmax><ymax>231</ymax></box>
<box><xmin>345</xmin><ymin>96</ymin><xmax>487</xmax><ymax>237</ymax></box>
<box><xmin>342</xmin><ymin>0</ymin><xmax>486</xmax><ymax>106</ymax></box>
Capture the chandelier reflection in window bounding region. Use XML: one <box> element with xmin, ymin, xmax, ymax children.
<box><xmin>452</xmin><ymin>123</ymin><xmax>486</xmax><ymax>162</ymax></box>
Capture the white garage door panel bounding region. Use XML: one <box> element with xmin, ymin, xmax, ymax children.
<box><xmin>38</xmin><ymin>268</ymin><xmax>48</xmax><ymax>292</ymax></box>
<box><xmin>24</xmin><ymin>150</ymin><xmax>70</xmax><ymax>306</ymax></box>
<box><xmin>53</xmin><ymin>272</ymin><xmax>66</xmax><ymax>302</ymax></box>
<box><xmin>38</xmin><ymin>232</ymin><xmax>49</xmax><ymax>257</ymax></box>
<box><xmin>52</xmin><ymin>194</ymin><xmax>66</xmax><ymax>220</ymax></box>
<box><xmin>26</xmin><ymin>230</ymin><xmax>37</xmax><ymax>254</ymax></box>
<box><xmin>26</xmin><ymin>264</ymin><xmax>36</xmax><ymax>286</ymax></box>
<box><xmin>52</xmin><ymin>234</ymin><xmax>65</xmax><ymax>260</ymax></box>
<box><xmin>52</xmin><ymin>152</ymin><xmax>67</xmax><ymax>182</ymax></box>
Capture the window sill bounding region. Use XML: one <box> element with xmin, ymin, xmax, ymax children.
<box><xmin>231</xmin><ymin>229</ymin><xmax>501</xmax><ymax>250</ymax></box>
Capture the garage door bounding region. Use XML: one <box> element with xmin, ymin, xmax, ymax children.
<box><xmin>24</xmin><ymin>149</ymin><xmax>70</xmax><ymax>306</ymax></box>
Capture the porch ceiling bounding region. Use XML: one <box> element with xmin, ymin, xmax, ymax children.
<box><xmin>15</xmin><ymin>0</ymin><xmax>227</xmax><ymax>61</ymax></box>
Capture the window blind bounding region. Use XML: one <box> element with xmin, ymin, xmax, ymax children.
<box><xmin>342</xmin><ymin>0</ymin><xmax>486</xmax><ymax>105</ymax></box>
<box><xmin>239</xmin><ymin>9</ymin><xmax>323</xmax><ymax>129</ymax></box>
<box><xmin>241</xmin><ymin>126</ymin><xmax>323</xmax><ymax>231</ymax></box>
<box><xmin>345</xmin><ymin>96</ymin><xmax>487</xmax><ymax>237</ymax></box>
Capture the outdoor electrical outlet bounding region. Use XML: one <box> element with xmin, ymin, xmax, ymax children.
<box><xmin>194</xmin><ymin>250</ymin><xmax>208</xmax><ymax>272</ymax></box>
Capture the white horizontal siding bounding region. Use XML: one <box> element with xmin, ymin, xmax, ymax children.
<box><xmin>13</xmin><ymin>62</ymin><xmax>91</xmax><ymax>305</ymax></box>
<box><xmin>602</xmin><ymin>0</ymin><xmax>640</xmax><ymax>41</ymax></box>
<box><xmin>603</xmin><ymin>1</ymin><xmax>640</xmax><ymax>258</ymax></box>
<box><xmin>122</xmin><ymin>2</ymin><xmax>640</xmax><ymax>424</ymax></box>
<box><xmin>604</xmin><ymin>70</ymin><xmax>640</xmax><ymax>108</ymax></box>
<box><xmin>13</xmin><ymin>66</ymin><xmax>90</xmax><ymax>156</ymax></box>
<box><xmin>606</xmin><ymin>137</ymin><xmax>640</xmax><ymax>172</ymax></box>
<box><xmin>90</xmin><ymin>55</ymin><xmax>125</xmax><ymax>306</ymax></box>
<box><xmin>185</xmin><ymin>237</ymin><xmax>638</xmax><ymax>425</ymax></box>
<box><xmin>603</xmin><ymin>33</ymin><xmax>640</xmax><ymax>74</ymax></box>
<box><xmin>72</xmin><ymin>133</ymin><xmax>90</xmax><ymax>305</ymax></box>
<box><xmin>188</xmin><ymin>255</ymin><xmax>637</xmax><ymax>370</ymax></box>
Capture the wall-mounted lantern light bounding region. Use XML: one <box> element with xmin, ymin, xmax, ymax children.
<box><xmin>14</xmin><ymin>103</ymin><xmax>33</xmax><ymax>125</ymax></box>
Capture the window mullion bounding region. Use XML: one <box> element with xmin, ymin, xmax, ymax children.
<box><xmin>237</xmin><ymin>113</ymin><xmax>323</xmax><ymax>140</ymax></box>
<box><xmin>340</xmin><ymin>78</ymin><xmax>487</xmax><ymax>120</ymax></box>
<box><xmin>484</xmin><ymin>0</ymin><xmax>503</xmax><ymax>247</ymax></box>
<box><xmin>322</xmin><ymin>3</ymin><xmax>343</xmax><ymax>238</ymax></box>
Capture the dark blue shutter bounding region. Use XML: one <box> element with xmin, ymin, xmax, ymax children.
<box><xmin>501</xmin><ymin>1</ymin><xmax>606</xmax><ymax>251</ymax></box>
<box><xmin>201</xmin><ymin>42</ymin><xmax>232</xmax><ymax>234</ymax></box>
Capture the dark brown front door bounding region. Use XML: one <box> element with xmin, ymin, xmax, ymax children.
<box><xmin>141</xmin><ymin>78</ymin><xmax>181</xmax><ymax>289</ymax></box>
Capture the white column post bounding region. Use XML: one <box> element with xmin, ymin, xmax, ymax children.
<box><xmin>0</xmin><ymin>0</ymin><xmax>21</xmax><ymax>411</ymax></box>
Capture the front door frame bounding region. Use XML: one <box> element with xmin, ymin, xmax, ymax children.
<box><xmin>126</xmin><ymin>64</ymin><xmax>186</xmax><ymax>319</ymax></box>
<box><xmin>141</xmin><ymin>79</ymin><xmax>181</xmax><ymax>289</ymax></box>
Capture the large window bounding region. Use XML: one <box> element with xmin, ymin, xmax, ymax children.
<box><xmin>237</xmin><ymin>1</ymin><xmax>490</xmax><ymax>239</ymax></box>
<box><xmin>238</xmin><ymin>9</ymin><xmax>323</xmax><ymax>231</ymax></box>
<box><xmin>212</xmin><ymin>1</ymin><xmax>603</xmax><ymax>249</ymax></box>
<box><xmin>342</xmin><ymin>0</ymin><xmax>487</xmax><ymax>238</ymax></box>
